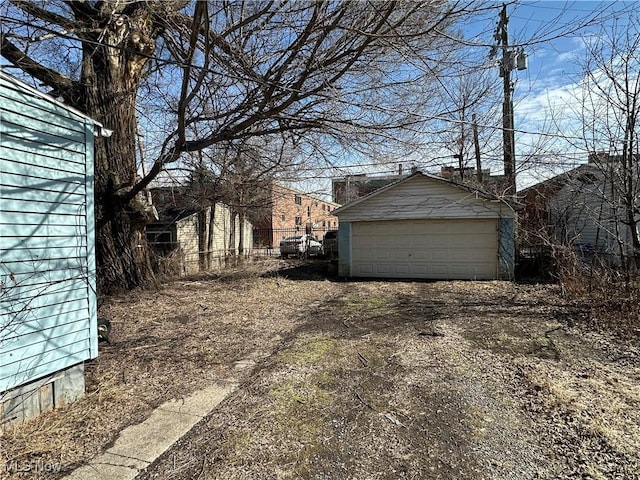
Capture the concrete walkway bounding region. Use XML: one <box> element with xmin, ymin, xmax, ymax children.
<box><xmin>63</xmin><ymin>382</ymin><xmax>237</xmax><ymax>480</ymax></box>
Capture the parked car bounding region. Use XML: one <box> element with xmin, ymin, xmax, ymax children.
<box><xmin>280</xmin><ymin>235</ymin><xmax>323</xmax><ymax>258</ymax></box>
<box><xmin>323</xmin><ymin>230</ymin><xmax>338</xmax><ymax>258</ymax></box>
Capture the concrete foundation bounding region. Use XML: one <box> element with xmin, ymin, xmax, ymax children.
<box><xmin>0</xmin><ymin>363</ymin><xmax>85</xmax><ymax>427</ymax></box>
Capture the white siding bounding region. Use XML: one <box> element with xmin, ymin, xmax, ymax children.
<box><xmin>548</xmin><ymin>166</ymin><xmax>637</xmax><ymax>255</ymax></box>
<box><xmin>176</xmin><ymin>212</ymin><xmax>200</xmax><ymax>274</ymax></box>
<box><xmin>175</xmin><ymin>203</ymin><xmax>254</xmax><ymax>274</ymax></box>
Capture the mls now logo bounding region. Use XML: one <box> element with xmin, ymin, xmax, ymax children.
<box><xmin>3</xmin><ymin>460</ymin><xmax>61</xmax><ymax>474</ymax></box>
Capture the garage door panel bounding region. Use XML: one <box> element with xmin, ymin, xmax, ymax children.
<box><xmin>412</xmin><ymin>250</ymin><xmax>428</xmax><ymax>261</ymax></box>
<box><xmin>412</xmin><ymin>239</ymin><xmax>428</xmax><ymax>249</ymax></box>
<box><xmin>431</xmin><ymin>265</ymin><xmax>449</xmax><ymax>276</ymax></box>
<box><xmin>429</xmin><ymin>249</ymin><xmax>451</xmax><ymax>262</ymax></box>
<box><xmin>351</xmin><ymin>219</ymin><xmax>497</xmax><ymax>280</ymax></box>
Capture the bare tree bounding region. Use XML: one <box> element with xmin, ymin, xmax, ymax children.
<box><xmin>1</xmin><ymin>0</ymin><xmax>486</xmax><ymax>292</ymax></box>
<box><xmin>431</xmin><ymin>66</ymin><xmax>500</xmax><ymax>182</ymax></box>
<box><xmin>574</xmin><ymin>15</ymin><xmax>640</xmax><ymax>273</ymax></box>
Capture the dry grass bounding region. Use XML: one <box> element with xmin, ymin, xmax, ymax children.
<box><xmin>554</xmin><ymin>250</ymin><xmax>640</xmax><ymax>338</ymax></box>
<box><xmin>141</xmin><ymin>280</ymin><xmax>640</xmax><ymax>480</ymax></box>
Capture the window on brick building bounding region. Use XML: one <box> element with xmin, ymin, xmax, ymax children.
<box><xmin>281</xmin><ymin>214</ymin><xmax>285</xmax><ymax>221</ymax></box>
<box><xmin>322</xmin><ymin>204</ymin><xmax>326</xmax><ymax>211</ymax></box>
<box><xmin>294</xmin><ymin>195</ymin><xmax>302</xmax><ymax>205</ymax></box>
<box><xmin>295</xmin><ymin>216</ymin><xmax>302</xmax><ymax>225</ymax></box>
<box><xmin>307</xmin><ymin>206</ymin><xmax>311</xmax><ymax>217</ymax></box>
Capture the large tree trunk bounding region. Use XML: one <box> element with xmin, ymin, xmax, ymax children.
<box><xmin>198</xmin><ymin>209</ymin><xmax>208</xmax><ymax>271</ymax></box>
<box><xmin>81</xmin><ymin>8</ymin><xmax>157</xmax><ymax>294</ymax></box>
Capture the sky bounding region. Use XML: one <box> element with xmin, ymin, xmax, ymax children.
<box><xmin>504</xmin><ymin>1</ymin><xmax>637</xmax><ymax>187</ymax></box>
<box><xmin>2</xmin><ymin>1</ymin><xmax>634</xmax><ymax>197</ymax></box>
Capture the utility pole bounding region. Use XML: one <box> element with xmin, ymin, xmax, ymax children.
<box><xmin>500</xmin><ymin>4</ymin><xmax>515</xmax><ymax>194</ymax></box>
<box><xmin>491</xmin><ymin>4</ymin><xmax>526</xmax><ymax>196</ymax></box>
<box><xmin>472</xmin><ymin>113</ymin><xmax>482</xmax><ymax>183</ymax></box>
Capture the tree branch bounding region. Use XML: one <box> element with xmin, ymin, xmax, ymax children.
<box><xmin>64</xmin><ymin>0</ymin><xmax>98</xmax><ymax>20</ymax></box>
<box><xmin>9</xmin><ymin>0</ymin><xmax>76</xmax><ymax>30</ymax></box>
<box><xmin>0</xmin><ymin>35</ymin><xmax>77</xmax><ymax>102</ymax></box>
<box><xmin>121</xmin><ymin>146</ymin><xmax>183</xmax><ymax>203</ymax></box>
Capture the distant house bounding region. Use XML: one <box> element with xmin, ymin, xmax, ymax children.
<box><xmin>0</xmin><ymin>72</ymin><xmax>101</xmax><ymax>423</ymax></box>
<box><xmin>333</xmin><ymin>172</ymin><xmax>516</xmax><ymax>280</ymax></box>
<box><xmin>519</xmin><ymin>153</ymin><xmax>640</xmax><ymax>262</ymax></box>
<box><xmin>147</xmin><ymin>187</ymin><xmax>253</xmax><ymax>274</ymax></box>
<box><xmin>252</xmin><ymin>184</ymin><xmax>340</xmax><ymax>248</ymax></box>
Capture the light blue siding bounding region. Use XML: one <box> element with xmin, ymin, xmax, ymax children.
<box><xmin>0</xmin><ymin>73</ymin><xmax>98</xmax><ymax>393</ymax></box>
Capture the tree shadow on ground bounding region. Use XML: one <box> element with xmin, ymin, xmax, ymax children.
<box><xmin>260</xmin><ymin>259</ymin><xmax>339</xmax><ymax>281</ymax></box>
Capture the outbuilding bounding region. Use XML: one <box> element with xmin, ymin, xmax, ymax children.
<box><xmin>333</xmin><ymin>172</ymin><xmax>515</xmax><ymax>280</ymax></box>
<box><xmin>0</xmin><ymin>72</ymin><xmax>100</xmax><ymax>423</ymax></box>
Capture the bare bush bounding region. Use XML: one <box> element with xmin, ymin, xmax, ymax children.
<box><xmin>553</xmin><ymin>247</ymin><xmax>640</xmax><ymax>337</ymax></box>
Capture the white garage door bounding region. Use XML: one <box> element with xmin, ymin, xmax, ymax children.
<box><xmin>351</xmin><ymin>219</ymin><xmax>498</xmax><ymax>280</ymax></box>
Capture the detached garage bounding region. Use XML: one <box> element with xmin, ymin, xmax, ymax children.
<box><xmin>333</xmin><ymin>172</ymin><xmax>515</xmax><ymax>280</ymax></box>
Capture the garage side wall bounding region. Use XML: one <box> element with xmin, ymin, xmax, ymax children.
<box><xmin>338</xmin><ymin>223</ymin><xmax>351</xmax><ymax>277</ymax></box>
<box><xmin>498</xmin><ymin>217</ymin><xmax>515</xmax><ymax>280</ymax></box>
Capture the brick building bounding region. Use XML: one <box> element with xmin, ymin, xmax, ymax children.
<box><xmin>253</xmin><ymin>184</ymin><xmax>340</xmax><ymax>248</ymax></box>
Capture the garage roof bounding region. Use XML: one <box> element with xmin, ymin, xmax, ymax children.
<box><xmin>332</xmin><ymin>171</ymin><xmax>516</xmax><ymax>220</ymax></box>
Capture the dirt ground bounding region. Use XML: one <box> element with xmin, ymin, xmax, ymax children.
<box><xmin>1</xmin><ymin>259</ymin><xmax>639</xmax><ymax>479</ymax></box>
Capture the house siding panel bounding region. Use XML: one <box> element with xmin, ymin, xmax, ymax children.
<box><xmin>548</xmin><ymin>175</ymin><xmax>628</xmax><ymax>254</ymax></box>
<box><xmin>0</xmin><ymin>197</ymin><xmax>88</xmax><ymax>217</ymax></box>
<box><xmin>176</xmin><ymin>212</ymin><xmax>200</xmax><ymax>273</ymax></box>
<box><xmin>0</xmin><ymin>343</ymin><xmax>90</xmax><ymax>393</ymax></box>
<box><xmin>0</xmin><ymin>108</ymin><xmax>86</xmax><ymax>142</ymax></box>
<box><xmin>0</xmin><ymin>74</ymin><xmax>97</xmax><ymax>395</ymax></box>
<box><xmin>2</xmin><ymin>318</ymin><xmax>90</xmax><ymax>355</ymax></box>
<box><xmin>1</xmin><ymin>140</ymin><xmax>87</xmax><ymax>173</ymax></box>
<box><xmin>158</xmin><ymin>202</ymin><xmax>254</xmax><ymax>275</ymax></box>
<box><xmin>210</xmin><ymin>203</ymin><xmax>233</xmax><ymax>256</ymax></box>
